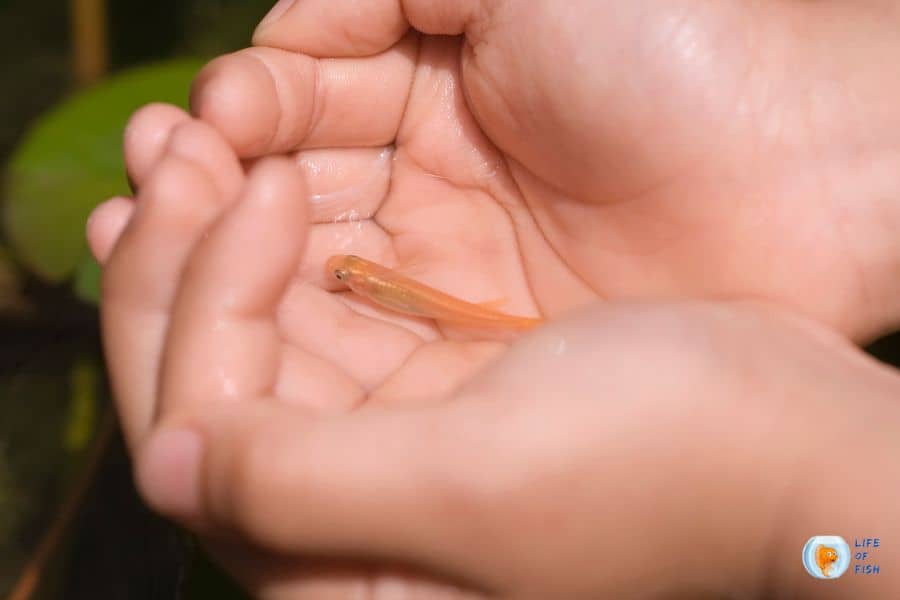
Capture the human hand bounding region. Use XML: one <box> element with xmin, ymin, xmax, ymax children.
<box><xmin>90</xmin><ymin>0</ymin><xmax>900</xmax><ymax>596</ymax></box>
<box><xmin>90</xmin><ymin>121</ymin><xmax>900</xmax><ymax>597</ymax></box>
<box><xmin>91</xmin><ymin>111</ymin><xmax>507</xmax><ymax>597</ymax></box>
<box><xmin>174</xmin><ymin>0</ymin><xmax>900</xmax><ymax>341</ymax></box>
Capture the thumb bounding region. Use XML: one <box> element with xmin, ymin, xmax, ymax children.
<box><xmin>136</xmin><ymin>397</ymin><xmax>505</xmax><ymax>581</ymax></box>
<box><xmin>252</xmin><ymin>0</ymin><xmax>486</xmax><ymax>57</ymax></box>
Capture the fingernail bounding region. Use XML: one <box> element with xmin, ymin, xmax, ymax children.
<box><xmin>137</xmin><ymin>428</ymin><xmax>203</xmax><ymax>519</ymax></box>
<box><xmin>257</xmin><ymin>0</ymin><xmax>296</xmax><ymax>31</ymax></box>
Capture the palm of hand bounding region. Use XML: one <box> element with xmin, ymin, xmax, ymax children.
<box><xmin>285</xmin><ymin>0</ymin><xmax>898</xmax><ymax>406</ymax></box>
<box><xmin>450</xmin><ymin>0</ymin><xmax>900</xmax><ymax>341</ymax></box>
<box><xmin>273</xmin><ymin>35</ymin><xmax>569</xmax><ymax>410</ymax></box>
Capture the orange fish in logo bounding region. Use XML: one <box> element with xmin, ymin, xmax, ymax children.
<box><xmin>816</xmin><ymin>545</ymin><xmax>839</xmax><ymax>577</ymax></box>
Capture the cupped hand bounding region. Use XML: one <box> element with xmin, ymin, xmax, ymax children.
<box><xmin>188</xmin><ymin>0</ymin><xmax>900</xmax><ymax>341</ymax></box>
<box><xmin>91</xmin><ymin>113</ymin><xmax>526</xmax><ymax>597</ymax></box>
<box><xmin>90</xmin><ymin>134</ymin><xmax>900</xmax><ymax>598</ymax></box>
<box><xmin>98</xmin><ymin>143</ymin><xmax>900</xmax><ymax>595</ymax></box>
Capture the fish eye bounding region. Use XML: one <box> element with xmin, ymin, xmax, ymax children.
<box><xmin>334</xmin><ymin>269</ymin><xmax>348</xmax><ymax>281</ymax></box>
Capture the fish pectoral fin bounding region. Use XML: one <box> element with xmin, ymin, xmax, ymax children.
<box><xmin>476</xmin><ymin>297</ymin><xmax>508</xmax><ymax>311</ymax></box>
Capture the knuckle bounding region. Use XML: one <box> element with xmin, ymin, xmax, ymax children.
<box><xmin>140</xmin><ymin>157</ymin><xmax>217</xmax><ymax>226</ymax></box>
<box><xmin>125</xmin><ymin>102</ymin><xmax>179</xmax><ymax>133</ymax></box>
<box><xmin>167</xmin><ymin>120</ymin><xmax>214</xmax><ymax>154</ymax></box>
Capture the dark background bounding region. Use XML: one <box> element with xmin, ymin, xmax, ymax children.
<box><xmin>1</xmin><ymin>1</ymin><xmax>271</xmax><ymax>598</ymax></box>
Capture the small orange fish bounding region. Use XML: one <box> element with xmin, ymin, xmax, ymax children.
<box><xmin>816</xmin><ymin>545</ymin><xmax>838</xmax><ymax>577</ymax></box>
<box><xmin>326</xmin><ymin>254</ymin><xmax>542</xmax><ymax>330</ymax></box>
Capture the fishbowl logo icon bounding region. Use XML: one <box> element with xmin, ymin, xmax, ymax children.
<box><xmin>802</xmin><ymin>536</ymin><xmax>850</xmax><ymax>579</ymax></box>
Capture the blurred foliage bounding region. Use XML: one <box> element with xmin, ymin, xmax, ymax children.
<box><xmin>0</xmin><ymin>2</ymin><xmax>270</xmax><ymax>598</ymax></box>
<box><xmin>2</xmin><ymin>59</ymin><xmax>203</xmax><ymax>290</ymax></box>
<box><xmin>179</xmin><ymin>0</ymin><xmax>273</xmax><ymax>57</ymax></box>
<box><xmin>0</xmin><ymin>338</ymin><xmax>103</xmax><ymax>596</ymax></box>
<box><xmin>63</xmin><ymin>357</ymin><xmax>99</xmax><ymax>452</ymax></box>
<box><xmin>73</xmin><ymin>253</ymin><xmax>102</xmax><ymax>305</ymax></box>
<box><xmin>0</xmin><ymin>0</ymin><xmax>70</xmax><ymax>162</ymax></box>
<box><xmin>0</xmin><ymin>1</ymin><xmax>273</xmax><ymax>300</ymax></box>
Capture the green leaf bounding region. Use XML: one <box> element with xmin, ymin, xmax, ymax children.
<box><xmin>3</xmin><ymin>58</ymin><xmax>205</xmax><ymax>282</ymax></box>
<box><xmin>73</xmin><ymin>254</ymin><xmax>101</xmax><ymax>305</ymax></box>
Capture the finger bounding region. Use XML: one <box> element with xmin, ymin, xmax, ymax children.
<box><xmin>190</xmin><ymin>39</ymin><xmax>416</xmax><ymax>157</ymax></box>
<box><xmin>294</xmin><ymin>146</ymin><xmax>393</xmax><ymax>223</ymax></box>
<box><xmin>86</xmin><ymin>196</ymin><xmax>134</xmax><ymax>264</ymax></box>
<box><xmin>158</xmin><ymin>157</ymin><xmax>308</xmax><ymax>414</ymax></box>
<box><xmin>124</xmin><ymin>103</ymin><xmax>190</xmax><ymax>187</ymax></box>
<box><xmin>164</xmin><ymin>119</ymin><xmax>246</xmax><ymax>200</ymax></box>
<box><xmin>138</xmin><ymin>399</ymin><xmax>500</xmax><ymax>584</ymax></box>
<box><xmin>102</xmin><ymin>123</ymin><xmax>243</xmax><ymax>449</ymax></box>
<box><xmin>103</xmin><ymin>159</ymin><xmax>226</xmax><ymax>449</ymax></box>
<box><xmin>253</xmin><ymin>0</ymin><xmax>484</xmax><ymax>57</ymax></box>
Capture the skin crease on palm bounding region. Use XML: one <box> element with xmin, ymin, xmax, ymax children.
<box><xmin>86</xmin><ymin>0</ymin><xmax>900</xmax><ymax>598</ymax></box>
